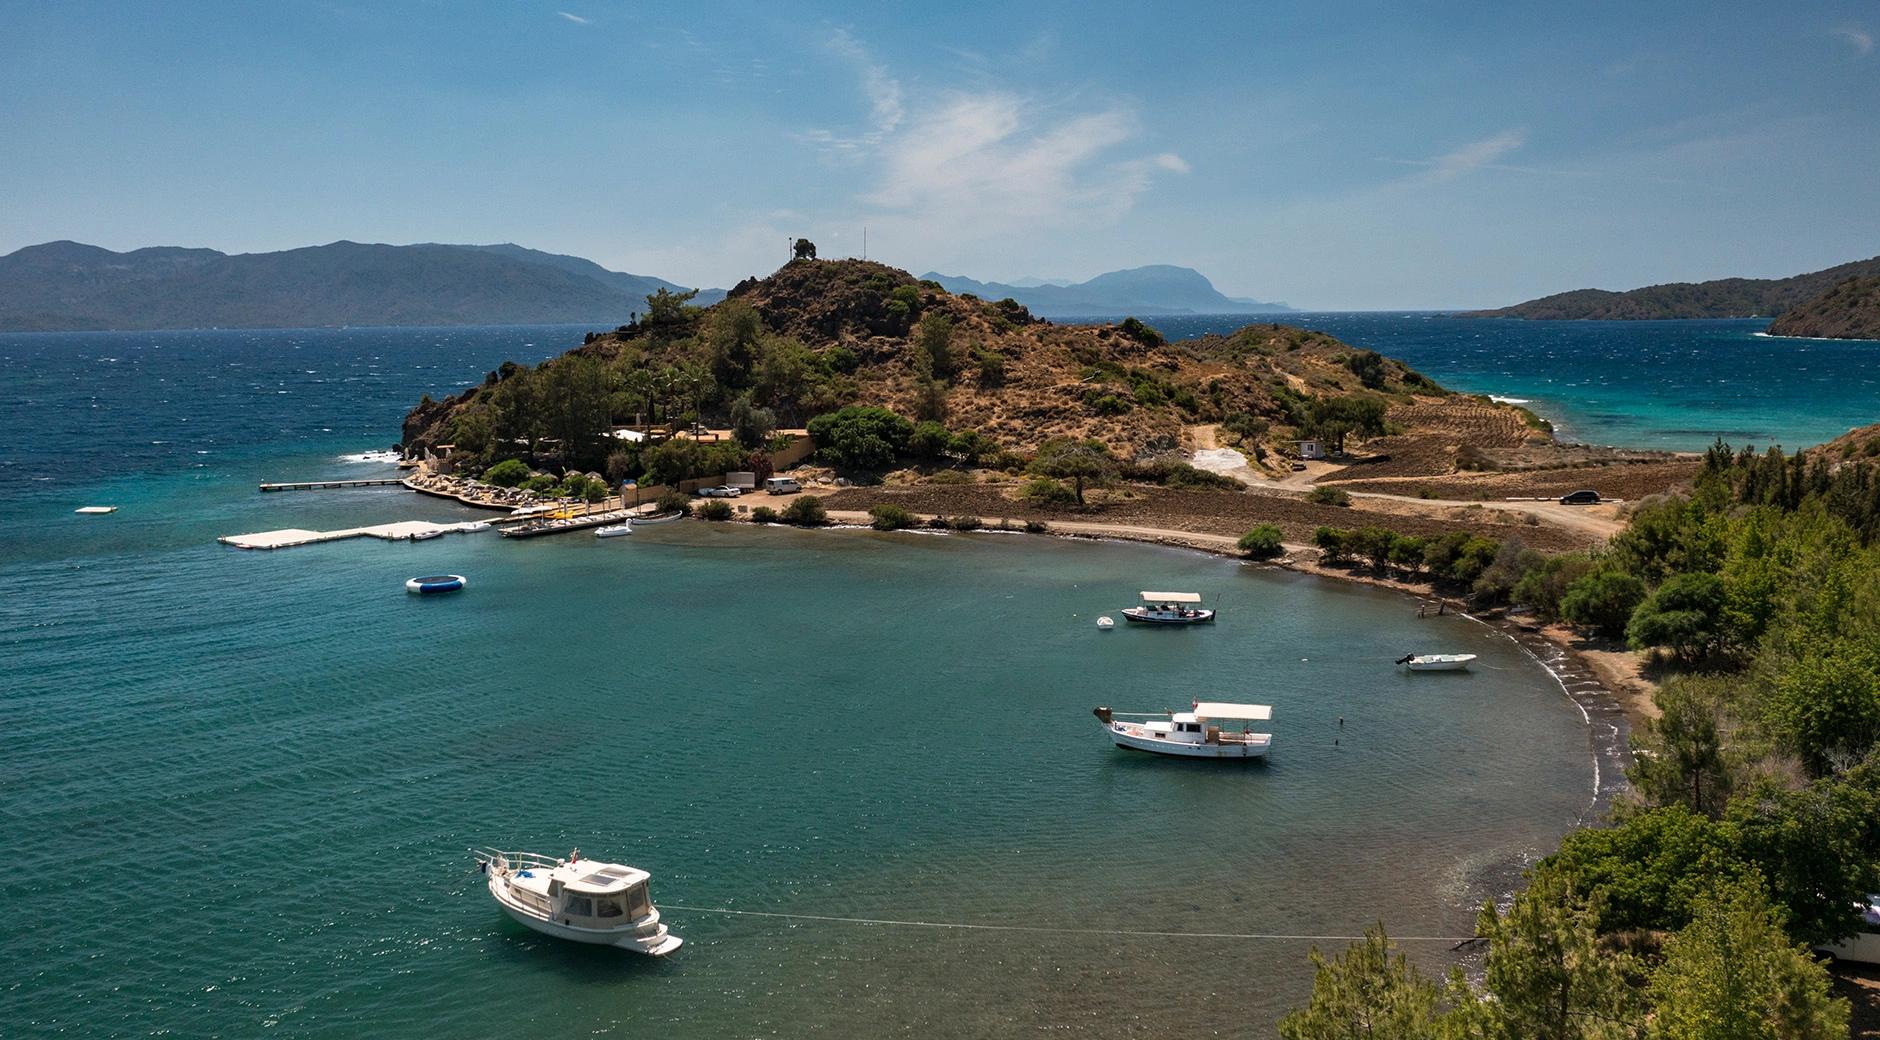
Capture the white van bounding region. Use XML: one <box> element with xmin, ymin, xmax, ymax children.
<box><xmin>764</xmin><ymin>476</ymin><xmax>802</xmax><ymax>495</ymax></box>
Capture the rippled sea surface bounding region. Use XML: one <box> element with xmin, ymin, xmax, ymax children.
<box><xmin>0</xmin><ymin>319</ymin><xmax>1714</xmax><ymax>1037</ymax></box>
<box><xmin>1133</xmin><ymin>313</ymin><xmax>1878</xmax><ymax>452</ymax></box>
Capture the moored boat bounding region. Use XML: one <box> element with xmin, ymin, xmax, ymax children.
<box><xmin>1396</xmin><ymin>653</ymin><xmax>1477</xmax><ymax>671</ymax></box>
<box><xmin>472</xmin><ymin>847</ymin><xmax>682</xmax><ymax>955</ymax></box>
<box><xmin>1120</xmin><ymin>591</ymin><xmax>1215</xmax><ymax>625</ymax></box>
<box><xmin>628</xmin><ymin>510</ymin><xmax>684</xmax><ymax>526</ymax></box>
<box><xmin>1093</xmin><ymin>702</ymin><xmax>1271</xmax><ymax>759</ymax></box>
<box><xmin>595</xmin><ymin>523</ymin><xmax>632</xmax><ymax>538</ymax></box>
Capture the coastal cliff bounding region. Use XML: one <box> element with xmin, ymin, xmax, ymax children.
<box><xmin>1765</xmin><ymin>276</ymin><xmax>1880</xmax><ymax>341</ymax></box>
<box><xmin>1462</xmin><ymin>255</ymin><xmax>1880</xmax><ymax>320</ymax></box>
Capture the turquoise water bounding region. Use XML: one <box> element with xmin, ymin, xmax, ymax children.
<box><xmin>1136</xmin><ymin>315</ymin><xmax>1879</xmax><ymax>452</ymax></box>
<box><xmin>0</xmin><ymin>326</ymin><xmax>1607</xmax><ymax>1037</ymax></box>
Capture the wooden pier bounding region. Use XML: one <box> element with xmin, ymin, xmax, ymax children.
<box><xmin>259</xmin><ymin>478</ymin><xmax>408</xmax><ymax>492</ymax></box>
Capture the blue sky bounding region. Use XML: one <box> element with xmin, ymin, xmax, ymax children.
<box><xmin>3</xmin><ymin>1</ymin><xmax>1878</xmax><ymax>308</ymax></box>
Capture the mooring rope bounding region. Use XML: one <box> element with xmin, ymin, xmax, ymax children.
<box><xmin>661</xmin><ymin>905</ymin><xmax>1478</xmax><ymax>944</ymax></box>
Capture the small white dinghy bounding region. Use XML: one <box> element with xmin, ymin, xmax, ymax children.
<box><xmin>1093</xmin><ymin>702</ymin><xmax>1272</xmax><ymax>759</ymax></box>
<box><xmin>1397</xmin><ymin>653</ymin><xmax>1477</xmax><ymax>672</ymax></box>
<box><xmin>595</xmin><ymin>522</ymin><xmax>632</xmax><ymax>538</ymax></box>
<box><xmin>1096</xmin><ymin>616</ymin><xmax>1115</xmax><ymax>630</ymax></box>
<box><xmin>472</xmin><ymin>848</ymin><xmax>681</xmax><ymax>956</ymax></box>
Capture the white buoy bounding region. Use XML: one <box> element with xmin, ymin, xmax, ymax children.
<box><xmin>1096</xmin><ymin>616</ymin><xmax>1115</xmax><ymax>630</ymax></box>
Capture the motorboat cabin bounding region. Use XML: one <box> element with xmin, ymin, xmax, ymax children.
<box><xmin>1093</xmin><ymin>702</ymin><xmax>1272</xmax><ymax>759</ymax></box>
<box><xmin>473</xmin><ymin>848</ymin><xmax>681</xmax><ymax>955</ymax></box>
<box><xmin>1121</xmin><ymin>591</ymin><xmax>1216</xmax><ymax>625</ymax></box>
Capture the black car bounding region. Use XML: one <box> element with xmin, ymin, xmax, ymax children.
<box><xmin>1559</xmin><ymin>489</ymin><xmax>1601</xmax><ymax>505</ymax></box>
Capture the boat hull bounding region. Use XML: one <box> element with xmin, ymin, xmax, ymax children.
<box><xmin>1404</xmin><ymin>655</ymin><xmax>1476</xmax><ymax>671</ymax></box>
<box><xmin>488</xmin><ymin>875</ymin><xmax>682</xmax><ymax>955</ymax></box>
<box><xmin>1121</xmin><ymin>608</ymin><xmax>1216</xmax><ymax>625</ymax></box>
<box><xmin>1103</xmin><ymin>722</ymin><xmax>1269</xmax><ymax>759</ymax></box>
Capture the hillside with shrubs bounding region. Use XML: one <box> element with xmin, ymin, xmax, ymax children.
<box><xmin>401</xmin><ymin>257</ymin><xmax>1548</xmax><ymax>490</ymax></box>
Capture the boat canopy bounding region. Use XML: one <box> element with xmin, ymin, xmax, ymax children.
<box><xmin>1192</xmin><ymin>701</ymin><xmax>1273</xmax><ymax>721</ymax></box>
<box><xmin>565</xmin><ymin>863</ymin><xmax>652</xmax><ymax>894</ymax></box>
<box><xmin>1139</xmin><ymin>591</ymin><xmax>1202</xmax><ymax>603</ymax></box>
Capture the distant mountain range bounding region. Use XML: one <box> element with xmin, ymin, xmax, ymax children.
<box><xmin>921</xmin><ymin>265</ymin><xmax>1292</xmax><ymax>318</ymax></box>
<box><xmin>1462</xmin><ymin>256</ymin><xmax>1880</xmax><ymax>321</ymax></box>
<box><xmin>0</xmin><ymin>240</ymin><xmax>726</xmax><ymax>332</ymax></box>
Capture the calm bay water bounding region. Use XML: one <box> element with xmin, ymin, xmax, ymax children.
<box><xmin>0</xmin><ymin>314</ymin><xmax>1851</xmax><ymax>1037</ymax></box>
<box><xmin>1134</xmin><ymin>314</ymin><xmax>1879</xmax><ymax>452</ymax></box>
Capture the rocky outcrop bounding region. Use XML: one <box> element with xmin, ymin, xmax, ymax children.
<box><xmin>1765</xmin><ymin>276</ymin><xmax>1880</xmax><ymax>341</ymax></box>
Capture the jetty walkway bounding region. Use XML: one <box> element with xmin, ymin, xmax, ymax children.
<box><xmin>258</xmin><ymin>478</ymin><xmax>407</xmax><ymax>492</ymax></box>
<box><xmin>219</xmin><ymin>519</ymin><xmax>490</xmax><ymax>550</ymax></box>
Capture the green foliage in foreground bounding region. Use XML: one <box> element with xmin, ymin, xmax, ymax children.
<box><xmin>697</xmin><ymin>498</ymin><xmax>733</xmax><ymax>521</ymax></box>
<box><xmin>1285</xmin><ymin>440</ymin><xmax>1880</xmax><ymax>1035</ymax></box>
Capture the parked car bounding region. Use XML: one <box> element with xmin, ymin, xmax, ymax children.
<box><xmin>764</xmin><ymin>477</ymin><xmax>802</xmax><ymax>495</ymax></box>
<box><xmin>1559</xmin><ymin>489</ymin><xmax>1601</xmax><ymax>505</ymax></box>
<box><xmin>696</xmin><ymin>485</ymin><xmax>742</xmax><ymax>498</ymax></box>
<box><xmin>1290</xmin><ymin>463</ymin><xmax>1308</xmax><ymax>472</ymax></box>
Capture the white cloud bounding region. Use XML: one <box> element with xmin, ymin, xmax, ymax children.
<box><xmin>822</xmin><ymin>29</ymin><xmax>904</xmax><ymax>140</ymax></box>
<box><xmin>1380</xmin><ymin>130</ymin><xmax>1532</xmax><ymax>184</ymax></box>
<box><xmin>795</xmin><ymin>34</ymin><xmax>1187</xmax><ymax>261</ymax></box>
<box><xmin>1834</xmin><ymin>27</ymin><xmax>1873</xmax><ymax>55</ymax></box>
<box><xmin>557</xmin><ymin>11</ymin><xmax>589</xmax><ymax>25</ymax></box>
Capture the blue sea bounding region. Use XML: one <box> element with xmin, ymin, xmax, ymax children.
<box><xmin>0</xmin><ymin>314</ymin><xmax>1860</xmax><ymax>1037</ymax></box>
<box><xmin>1134</xmin><ymin>314</ymin><xmax>1879</xmax><ymax>452</ymax></box>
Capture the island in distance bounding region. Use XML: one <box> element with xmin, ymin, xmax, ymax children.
<box><xmin>1460</xmin><ymin>253</ymin><xmax>1880</xmax><ymax>330</ymax></box>
<box><xmin>922</xmin><ymin>264</ymin><xmax>1293</xmax><ymax>318</ymax></box>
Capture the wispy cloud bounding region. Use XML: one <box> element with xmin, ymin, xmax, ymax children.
<box><xmin>557</xmin><ymin>11</ymin><xmax>589</xmax><ymax>25</ymax></box>
<box><xmin>862</xmin><ymin>92</ymin><xmax>1186</xmax><ymax>246</ymax></box>
<box><xmin>821</xmin><ymin>29</ymin><xmax>904</xmax><ymax>142</ymax></box>
<box><xmin>1834</xmin><ymin>26</ymin><xmax>1873</xmax><ymax>55</ymax></box>
<box><xmin>1380</xmin><ymin>130</ymin><xmax>1533</xmax><ymax>183</ymax></box>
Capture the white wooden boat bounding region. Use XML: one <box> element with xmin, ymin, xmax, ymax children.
<box><xmin>629</xmin><ymin>510</ymin><xmax>684</xmax><ymax>526</ymax></box>
<box><xmin>1121</xmin><ymin>591</ymin><xmax>1216</xmax><ymax>625</ymax></box>
<box><xmin>1093</xmin><ymin>702</ymin><xmax>1271</xmax><ymax>759</ymax></box>
<box><xmin>1397</xmin><ymin>653</ymin><xmax>1477</xmax><ymax>672</ymax></box>
<box><xmin>595</xmin><ymin>523</ymin><xmax>632</xmax><ymax>538</ymax></box>
<box><xmin>472</xmin><ymin>848</ymin><xmax>681</xmax><ymax>955</ymax></box>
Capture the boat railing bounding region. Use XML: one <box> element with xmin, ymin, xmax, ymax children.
<box><xmin>472</xmin><ymin>847</ymin><xmax>566</xmax><ymax>873</ymax></box>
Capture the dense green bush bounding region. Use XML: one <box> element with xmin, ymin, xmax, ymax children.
<box><xmin>1117</xmin><ymin>316</ymin><xmax>1164</xmax><ymax>345</ymax></box>
<box><xmin>655</xmin><ymin>490</ymin><xmax>691</xmax><ymax>516</ymax></box>
<box><xmin>807</xmin><ymin>406</ymin><xmax>914</xmax><ymax>471</ymax></box>
<box><xmin>1306</xmin><ymin>485</ymin><xmax>1351</xmax><ymax>506</ymax></box>
<box><xmin>781</xmin><ymin>495</ymin><xmax>827</xmax><ymax>526</ymax></box>
<box><xmin>750</xmin><ymin>505</ymin><xmax>779</xmax><ymax>523</ymax></box>
<box><xmin>1560</xmin><ymin>569</ymin><xmax>1648</xmax><ymax>638</ymax></box>
<box><xmin>698</xmin><ymin>499</ymin><xmax>733</xmax><ymax>521</ymax></box>
<box><xmin>1021</xmin><ymin>477</ymin><xmax>1078</xmax><ymax>507</ymax></box>
<box><xmin>908</xmin><ymin>421</ymin><xmax>952</xmax><ymax>462</ymax></box>
<box><xmin>482</xmin><ymin>458</ymin><xmax>530</xmax><ymax>487</ymax></box>
<box><xmin>947</xmin><ymin>515</ymin><xmax>982</xmax><ymax>531</ymax></box>
<box><xmin>1238</xmin><ymin>525</ymin><xmax>1284</xmax><ymax>559</ymax></box>
<box><xmin>868</xmin><ymin>504</ymin><xmax>917</xmax><ymax>530</ymax></box>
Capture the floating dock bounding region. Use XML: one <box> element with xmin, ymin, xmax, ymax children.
<box><xmin>500</xmin><ymin>508</ymin><xmax>638</xmax><ymax>538</ymax></box>
<box><xmin>259</xmin><ymin>478</ymin><xmax>408</xmax><ymax>492</ymax></box>
<box><xmin>219</xmin><ymin>520</ymin><xmax>490</xmax><ymax>550</ymax></box>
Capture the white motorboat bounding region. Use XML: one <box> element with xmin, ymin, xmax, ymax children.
<box><xmin>1121</xmin><ymin>591</ymin><xmax>1216</xmax><ymax>625</ymax></box>
<box><xmin>1397</xmin><ymin>653</ymin><xmax>1477</xmax><ymax>672</ymax></box>
<box><xmin>472</xmin><ymin>848</ymin><xmax>682</xmax><ymax>955</ymax></box>
<box><xmin>595</xmin><ymin>523</ymin><xmax>632</xmax><ymax>538</ymax></box>
<box><xmin>1093</xmin><ymin>702</ymin><xmax>1272</xmax><ymax>759</ymax></box>
<box><xmin>1096</xmin><ymin>616</ymin><xmax>1115</xmax><ymax>630</ymax></box>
